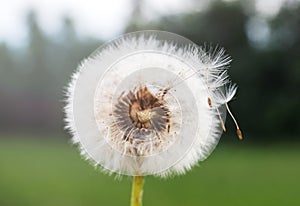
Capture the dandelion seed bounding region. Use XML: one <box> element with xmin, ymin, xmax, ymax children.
<box><xmin>64</xmin><ymin>30</ymin><xmax>242</xmax><ymax>178</ymax></box>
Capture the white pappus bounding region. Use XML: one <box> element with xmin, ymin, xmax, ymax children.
<box><xmin>64</xmin><ymin>31</ymin><xmax>242</xmax><ymax>178</ymax></box>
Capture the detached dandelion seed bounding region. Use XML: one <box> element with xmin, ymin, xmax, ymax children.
<box><xmin>64</xmin><ymin>30</ymin><xmax>242</xmax><ymax>206</ymax></box>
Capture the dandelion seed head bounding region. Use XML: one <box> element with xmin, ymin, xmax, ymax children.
<box><xmin>64</xmin><ymin>31</ymin><xmax>240</xmax><ymax>177</ymax></box>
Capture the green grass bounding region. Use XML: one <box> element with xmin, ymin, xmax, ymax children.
<box><xmin>0</xmin><ymin>136</ymin><xmax>299</xmax><ymax>206</ymax></box>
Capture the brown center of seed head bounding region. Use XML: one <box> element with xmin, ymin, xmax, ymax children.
<box><xmin>129</xmin><ymin>101</ymin><xmax>152</xmax><ymax>129</ymax></box>
<box><xmin>113</xmin><ymin>86</ymin><xmax>170</xmax><ymax>138</ymax></box>
<box><xmin>112</xmin><ymin>87</ymin><xmax>171</xmax><ymax>141</ymax></box>
<box><xmin>129</xmin><ymin>87</ymin><xmax>161</xmax><ymax>129</ymax></box>
<box><xmin>137</xmin><ymin>110</ymin><xmax>152</xmax><ymax>123</ymax></box>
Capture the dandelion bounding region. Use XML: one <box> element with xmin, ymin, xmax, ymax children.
<box><xmin>64</xmin><ymin>30</ymin><xmax>242</xmax><ymax>206</ymax></box>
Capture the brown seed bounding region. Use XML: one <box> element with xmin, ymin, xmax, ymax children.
<box><xmin>208</xmin><ymin>97</ymin><xmax>212</xmax><ymax>107</ymax></box>
<box><xmin>237</xmin><ymin>129</ymin><xmax>243</xmax><ymax>140</ymax></box>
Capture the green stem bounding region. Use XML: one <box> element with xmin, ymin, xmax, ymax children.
<box><xmin>130</xmin><ymin>176</ymin><xmax>144</xmax><ymax>206</ymax></box>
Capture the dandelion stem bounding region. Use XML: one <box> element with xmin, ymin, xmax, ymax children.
<box><xmin>130</xmin><ymin>176</ymin><xmax>144</xmax><ymax>206</ymax></box>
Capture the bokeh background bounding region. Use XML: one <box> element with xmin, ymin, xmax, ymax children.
<box><xmin>1</xmin><ymin>0</ymin><xmax>299</xmax><ymax>205</ymax></box>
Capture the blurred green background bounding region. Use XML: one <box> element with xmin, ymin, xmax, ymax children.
<box><xmin>0</xmin><ymin>0</ymin><xmax>299</xmax><ymax>205</ymax></box>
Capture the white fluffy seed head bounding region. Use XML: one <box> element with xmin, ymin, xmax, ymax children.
<box><xmin>64</xmin><ymin>31</ymin><xmax>238</xmax><ymax>177</ymax></box>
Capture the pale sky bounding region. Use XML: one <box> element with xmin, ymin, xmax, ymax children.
<box><xmin>0</xmin><ymin>0</ymin><xmax>293</xmax><ymax>48</ymax></box>
<box><xmin>0</xmin><ymin>0</ymin><xmax>195</xmax><ymax>48</ymax></box>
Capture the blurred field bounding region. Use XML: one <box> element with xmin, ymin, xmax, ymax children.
<box><xmin>0</xmin><ymin>135</ymin><xmax>299</xmax><ymax>206</ymax></box>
